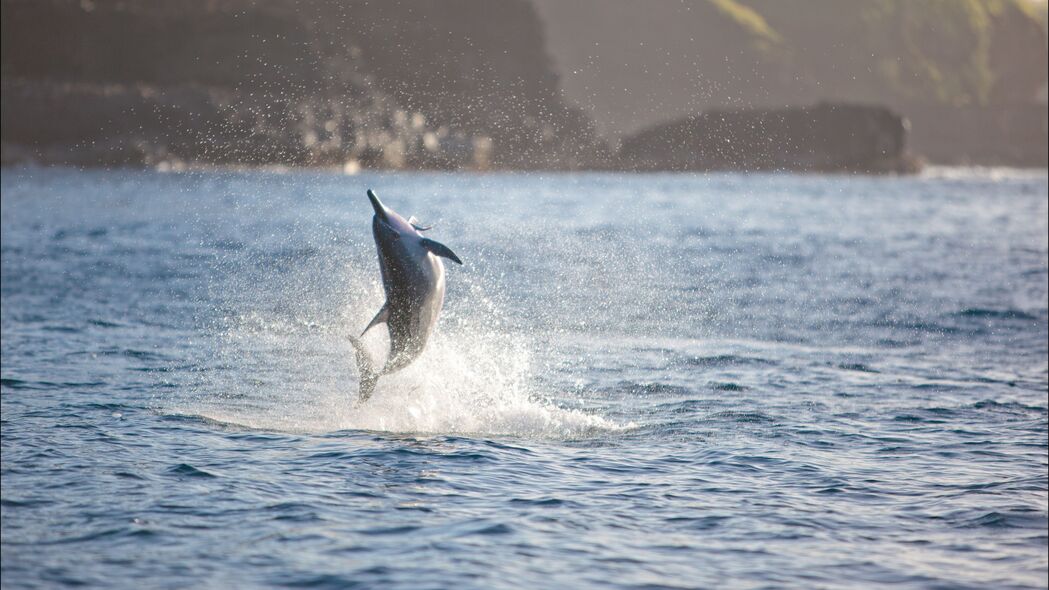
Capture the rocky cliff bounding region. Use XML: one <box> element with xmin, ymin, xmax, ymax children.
<box><xmin>3</xmin><ymin>0</ymin><xmax>1044</xmax><ymax>170</ymax></box>
<box><xmin>534</xmin><ymin>0</ymin><xmax>1048</xmax><ymax>166</ymax></box>
<box><xmin>1</xmin><ymin>0</ymin><xmax>608</xmax><ymax>169</ymax></box>
<box><xmin>618</xmin><ymin>103</ymin><xmax>919</xmax><ymax>173</ymax></box>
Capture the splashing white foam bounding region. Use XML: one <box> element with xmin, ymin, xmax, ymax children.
<box><xmin>179</xmin><ymin>260</ymin><xmax>623</xmax><ymax>439</ymax></box>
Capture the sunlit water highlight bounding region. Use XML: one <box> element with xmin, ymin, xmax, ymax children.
<box><xmin>2</xmin><ymin>168</ymin><xmax>1047</xmax><ymax>588</ymax></box>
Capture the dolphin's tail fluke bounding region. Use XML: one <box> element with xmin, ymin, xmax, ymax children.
<box><xmin>348</xmin><ymin>335</ymin><xmax>380</xmax><ymax>403</ymax></box>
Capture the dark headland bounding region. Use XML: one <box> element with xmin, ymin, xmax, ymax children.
<box><xmin>2</xmin><ymin>0</ymin><xmax>1046</xmax><ymax>172</ymax></box>
<box><xmin>618</xmin><ymin>103</ymin><xmax>918</xmax><ymax>174</ymax></box>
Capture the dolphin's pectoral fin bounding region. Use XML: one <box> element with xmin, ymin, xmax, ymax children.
<box><xmin>361</xmin><ymin>304</ymin><xmax>389</xmax><ymax>337</ymax></box>
<box><xmin>408</xmin><ymin>216</ymin><xmax>433</xmax><ymax>232</ymax></box>
<box><xmin>420</xmin><ymin>238</ymin><xmax>462</xmax><ymax>265</ymax></box>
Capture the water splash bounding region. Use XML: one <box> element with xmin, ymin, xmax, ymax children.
<box><xmin>177</xmin><ymin>244</ymin><xmax>623</xmax><ymax>438</ymax></box>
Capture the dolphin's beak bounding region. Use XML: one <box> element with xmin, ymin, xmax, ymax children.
<box><xmin>366</xmin><ymin>189</ymin><xmax>389</xmax><ymax>222</ymax></box>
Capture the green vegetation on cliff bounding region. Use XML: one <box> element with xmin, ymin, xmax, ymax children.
<box><xmin>537</xmin><ymin>0</ymin><xmax>1047</xmax><ymax>140</ymax></box>
<box><xmin>743</xmin><ymin>0</ymin><xmax>1047</xmax><ymax>106</ymax></box>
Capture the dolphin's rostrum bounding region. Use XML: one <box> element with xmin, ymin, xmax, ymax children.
<box><xmin>348</xmin><ymin>189</ymin><xmax>462</xmax><ymax>402</ymax></box>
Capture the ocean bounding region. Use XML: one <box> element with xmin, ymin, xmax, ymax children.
<box><xmin>2</xmin><ymin>167</ymin><xmax>1047</xmax><ymax>589</ymax></box>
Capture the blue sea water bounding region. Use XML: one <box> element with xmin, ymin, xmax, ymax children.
<box><xmin>1</xmin><ymin>167</ymin><xmax>1047</xmax><ymax>589</ymax></box>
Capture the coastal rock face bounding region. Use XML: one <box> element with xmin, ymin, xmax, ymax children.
<box><xmin>3</xmin><ymin>0</ymin><xmax>1043</xmax><ymax>169</ymax></box>
<box><xmin>618</xmin><ymin>103</ymin><xmax>917</xmax><ymax>173</ymax></box>
<box><xmin>1</xmin><ymin>0</ymin><xmax>607</xmax><ymax>169</ymax></box>
<box><xmin>534</xmin><ymin>0</ymin><xmax>1047</xmax><ymax>137</ymax></box>
<box><xmin>534</xmin><ymin>0</ymin><xmax>1048</xmax><ymax>167</ymax></box>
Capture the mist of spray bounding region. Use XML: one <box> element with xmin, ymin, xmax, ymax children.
<box><xmin>174</xmin><ymin>220</ymin><xmax>624</xmax><ymax>439</ymax></box>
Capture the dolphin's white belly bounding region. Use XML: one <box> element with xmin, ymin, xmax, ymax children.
<box><xmin>408</xmin><ymin>251</ymin><xmax>445</xmax><ymax>338</ymax></box>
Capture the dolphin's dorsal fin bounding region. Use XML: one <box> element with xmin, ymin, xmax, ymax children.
<box><xmin>361</xmin><ymin>304</ymin><xmax>389</xmax><ymax>336</ymax></box>
<box><xmin>420</xmin><ymin>238</ymin><xmax>462</xmax><ymax>265</ymax></box>
<box><xmin>408</xmin><ymin>216</ymin><xmax>433</xmax><ymax>232</ymax></box>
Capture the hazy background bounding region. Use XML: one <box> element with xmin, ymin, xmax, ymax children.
<box><xmin>2</xmin><ymin>0</ymin><xmax>1047</xmax><ymax>169</ymax></box>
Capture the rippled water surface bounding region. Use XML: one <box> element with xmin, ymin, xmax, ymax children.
<box><xmin>2</xmin><ymin>168</ymin><xmax>1047</xmax><ymax>589</ymax></box>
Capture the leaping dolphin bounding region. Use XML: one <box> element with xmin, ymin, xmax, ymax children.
<box><xmin>348</xmin><ymin>189</ymin><xmax>462</xmax><ymax>402</ymax></box>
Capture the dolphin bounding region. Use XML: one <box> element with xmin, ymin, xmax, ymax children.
<box><xmin>348</xmin><ymin>189</ymin><xmax>462</xmax><ymax>402</ymax></box>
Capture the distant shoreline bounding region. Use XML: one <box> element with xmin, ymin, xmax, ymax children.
<box><xmin>0</xmin><ymin>100</ymin><xmax>926</xmax><ymax>175</ymax></box>
<box><xmin>3</xmin><ymin>161</ymin><xmax>1045</xmax><ymax>178</ymax></box>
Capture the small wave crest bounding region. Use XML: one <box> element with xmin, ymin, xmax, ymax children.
<box><xmin>950</xmin><ymin>307</ymin><xmax>1040</xmax><ymax>321</ymax></box>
